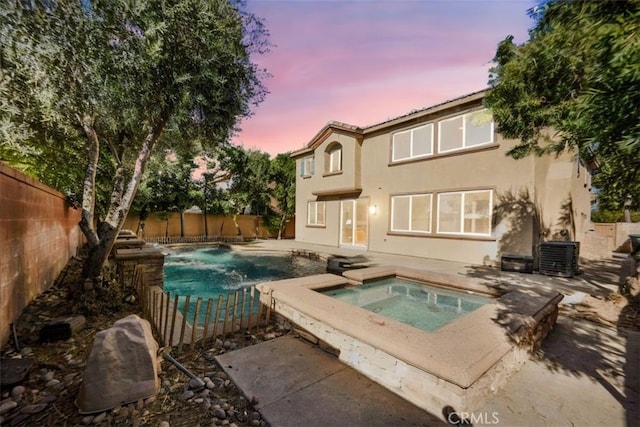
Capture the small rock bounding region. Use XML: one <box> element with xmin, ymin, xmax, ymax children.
<box><xmin>11</xmin><ymin>386</ymin><xmax>25</xmax><ymax>399</ymax></box>
<box><xmin>223</xmin><ymin>340</ymin><xmax>233</xmax><ymax>349</ymax></box>
<box><xmin>178</xmin><ymin>390</ymin><xmax>194</xmax><ymax>401</ymax></box>
<box><xmin>42</xmin><ymin>371</ymin><xmax>55</xmax><ymax>382</ymax></box>
<box><xmin>250</xmin><ymin>421</ymin><xmax>260</xmax><ymax>426</ymax></box>
<box><xmin>205</xmin><ymin>379</ymin><xmax>215</xmax><ymax>389</ymax></box>
<box><xmin>144</xmin><ymin>396</ymin><xmax>156</xmax><ymax>405</ymax></box>
<box><xmin>63</xmin><ymin>373</ymin><xmax>78</xmax><ymax>382</ymax></box>
<box><xmin>40</xmin><ymin>395</ymin><xmax>57</xmax><ymax>404</ymax></box>
<box><xmin>45</xmin><ymin>379</ymin><xmax>60</xmax><ymax>388</ymax></box>
<box><xmin>189</xmin><ymin>378</ymin><xmax>205</xmax><ymax>389</ymax></box>
<box><xmin>8</xmin><ymin>413</ymin><xmax>30</xmax><ymax>425</ymax></box>
<box><xmin>158</xmin><ymin>422</ymin><xmax>170</xmax><ymax>427</ymax></box>
<box><xmin>263</xmin><ymin>333</ymin><xmax>276</xmax><ymax>340</ymax></box>
<box><xmin>213</xmin><ymin>408</ymin><xmax>226</xmax><ymax>419</ymax></box>
<box><xmin>19</xmin><ymin>403</ymin><xmax>48</xmax><ymax>414</ymax></box>
<box><xmin>169</xmin><ymin>384</ymin><xmax>183</xmax><ymax>393</ymax></box>
<box><xmin>194</xmin><ymin>398</ymin><xmax>204</xmax><ymax>404</ymax></box>
<box><xmin>0</xmin><ymin>401</ymin><xmax>17</xmax><ymax>415</ymax></box>
<box><xmin>92</xmin><ymin>411</ymin><xmax>107</xmax><ymax>423</ymax></box>
<box><xmin>249</xmin><ymin>411</ymin><xmax>261</xmax><ymax>422</ymax></box>
<box><xmin>19</xmin><ymin>347</ymin><xmax>33</xmax><ymax>356</ymax></box>
<box><xmin>214</xmin><ymin>339</ymin><xmax>224</xmax><ymax>348</ymax></box>
<box><xmin>81</xmin><ymin>415</ymin><xmax>94</xmax><ymax>424</ymax></box>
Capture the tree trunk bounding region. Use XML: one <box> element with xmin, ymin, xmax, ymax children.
<box><xmin>80</xmin><ymin>111</ymin><xmax>169</xmax><ymax>284</ymax></box>
<box><xmin>81</xmin><ymin>224</ymin><xmax>118</xmax><ymax>285</ymax></box>
<box><xmin>180</xmin><ymin>211</ymin><xmax>185</xmax><ymax>237</ymax></box>
<box><xmin>232</xmin><ymin>214</ymin><xmax>242</xmax><ymax>236</ymax></box>
<box><xmin>277</xmin><ymin>214</ymin><xmax>286</xmax><ymax>240</ymax></box>
<box><xmin>78</xmin><ymin>115</ymin><xmax>100</xmax><ymax>248</ymax></box>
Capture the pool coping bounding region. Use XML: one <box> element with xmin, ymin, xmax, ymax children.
<box><xmin>257</xmin><ymin>266</ymin><xmax>563</xmax><ymax>389</ymax></box>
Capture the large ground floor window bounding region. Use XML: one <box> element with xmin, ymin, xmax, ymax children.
<box><xmin>391</xmin><ymin>194</ymin><xmax>432</xmax><ymax>233</ymax></box>
<box><xmin>437</xmin><ymin>190</ymin><xmax>492</xmax><ymax>236</ymax></box>
<box><xmin>307</xmin><ymin>201</ymin><xmax>325</xmax><ymax>226</ymax></box>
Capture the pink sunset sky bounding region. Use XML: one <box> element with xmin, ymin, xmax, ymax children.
<box><xmin>234</xmin><ymin>0</ymin><xmax>537</xmax><ymax>156</ymax></box>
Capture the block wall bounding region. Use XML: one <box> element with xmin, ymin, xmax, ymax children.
<box><xmin>0</xmin><ymin>163</ymin><xmax>84</xmax><ymax>346</ymax></box>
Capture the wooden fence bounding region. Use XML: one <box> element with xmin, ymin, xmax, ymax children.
<box><xmin>132</xmin><ymin>266</ymin><xmax>270</xmax><ymax>353</ymax></box>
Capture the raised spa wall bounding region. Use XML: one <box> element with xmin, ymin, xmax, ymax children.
<box><xmin>256</xmin><ymin>266</ymin><xmax>563</xmax><ymax>422</ymax></box>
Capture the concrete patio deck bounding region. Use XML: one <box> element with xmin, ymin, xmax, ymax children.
<box><xmin>219</xmin><ymin>240</ymin><xmax>639</xmax><ymax>426</ymax></box>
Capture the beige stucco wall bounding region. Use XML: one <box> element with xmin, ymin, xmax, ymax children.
<box><xmin>293</xmin><ymin>92</ymin><xmax>592</xmax><ymax>265</ymax></box>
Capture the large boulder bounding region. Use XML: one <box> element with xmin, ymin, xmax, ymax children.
<box><xmin>76</xmin><ymin>314</ymin><xmax>160</xmax><ymax>414</ymax></box>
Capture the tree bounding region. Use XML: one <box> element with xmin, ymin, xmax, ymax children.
<box><xmin>268</xmin><ymin>152</ymin><xmax>296</xmax><ymax>239</ymax></box>
<box><xmin>0</xmin><ymin>0</ymin><xmax>270</xmax><ymax>284</ymax></box>
<box><xmin>142</xmin><ymin>150</ymin><xmax>201</xmax><ymax>237</ymax></box>
<box><xmin>485</xmin><ymin>0</ymin><xmax>640</xmax><ymax>218</ymax></box>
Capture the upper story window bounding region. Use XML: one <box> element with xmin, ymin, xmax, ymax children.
<box><xmin>392</xmin><ymin>124</ymin><xmax>433</xmax><ymax>162</ymax></box>
<box><xmin>436</xmin><ymin>189</ymin><xmax>492</xmax><ymax>236</ymax></box>
<box><xmin>391</xmin><ymin>193</ymin><xmax>432</xmax><ymax>233</ymax></box>
<box><xmin>438</xmin><ymin>109</ymin><xmax>494</xmax><ymax>154</ymax></box>
<box><xmin>307</xmin><ymin>201</ymin><xmax>325</xmax><ymax>226</ymax></box>
<box><xmin>325</xmin><ymin>143</ymin><xmax>342</xmax><ymax>174</ymax></box>
<box><xmin>300</xmin><ymin>155</ymin><xmax>315</xmax><ymax>177</ymax></box>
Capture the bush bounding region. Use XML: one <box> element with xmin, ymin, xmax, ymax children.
<box><xmin>591</xmin><ymin>210</ymin><xmax>640</xmax><ymax>223</ymax></box>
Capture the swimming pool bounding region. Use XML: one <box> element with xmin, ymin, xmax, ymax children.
<box><xmin>163</xmin><ymin>245</ymin><xmax>325</xmax><ymax>318</ymax></box>
<box><xmin>322</xmin><ymin>277</ymin><xmax>490</xmax><ymax>332</ymax></box>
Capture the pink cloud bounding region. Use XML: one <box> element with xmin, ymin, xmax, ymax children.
<box><xmin>236</xmin><ymin>0</ymin><xmax>536</xmax><ymax>156</ymax></box>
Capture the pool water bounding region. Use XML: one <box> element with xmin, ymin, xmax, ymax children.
<box><xmin>163</xmin><ymin>246</ymin><xmax>325</xmax><ymax>320</ymax></box>
<box><xmin>322</xmin><ymin>277</ymin><xmax>491</xmax><ymax>332</ymax></box>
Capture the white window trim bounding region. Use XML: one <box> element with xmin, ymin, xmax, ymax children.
<box><xmin>390</xmin><ymin>194</ymin><xmax>432</xmax><ymax>233</ymax></box>
<box><xmin>436</xmin><ymin>190</ymin><xmax>493</xmax><ymax>236</ymax></box>
<box><xmin>307</xmin><ymin>201</ymin><xmax>325</xmax><ymax>226</ymax></box>
<box><xmin>437</xmin><ymin>109</ymin><xmax>494</xmax><ymax>154</ymax></box>
<box><xmin>328</xmin><ymin>148</ymin><xmax>342</xmax><ymax>173</ymax></box>
<box><xmin>301</xmin><ymin>155</ymin><xmax>315</xmax><ymax>177</ymax></box>
<box><xmin>392</xmin><ymin>123</ymin><xmax>434</xmax><ymax>162</ymax></box>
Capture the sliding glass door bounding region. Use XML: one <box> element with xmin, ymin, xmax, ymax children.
<box><xmin>340</xmin><ymin>199</ymin><xmax>368</xmax><ymax>247</ymax></box>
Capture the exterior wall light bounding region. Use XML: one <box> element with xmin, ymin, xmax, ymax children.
<box><xmin>369</xmin><ymin>205</ymin><xmax>377</xmax><ymax>215</ymax></box>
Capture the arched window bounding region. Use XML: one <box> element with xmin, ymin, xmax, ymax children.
<box><xmin>325</xmin><ymin>142</ymin><xmax>342</xmax><ymax>174</ymax></box>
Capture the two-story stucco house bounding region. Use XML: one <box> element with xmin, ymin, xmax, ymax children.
<box><xmin>291</xmin><ymin>90</ymin><xmax>592</xmax><ymax>265</ymax></box>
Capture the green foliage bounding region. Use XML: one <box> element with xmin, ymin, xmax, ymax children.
<box><xmin>266</xmin><ymin>152</ymin><xmax>296</xmax><ymax>236</ymax></box>
<box><xmin>0</xmin><ymin>0</ymin><xmax>270</xmax><ymax>208</ymax></box>
<box><xmin>591</xmin><ymin>209</ymin><xmax>640</xmax><ymax>223</ymax></box>
<box><xmin>142</xmin><ymin>150</ymin><xmax>201</xmax><ymax>214</ymax></box>
<box><xmin>485</xmin><ymin>0</ymin><xmax>640</xmax><ymax>211</ymax></box>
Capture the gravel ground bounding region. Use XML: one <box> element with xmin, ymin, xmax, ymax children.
<box><xmin>0</xmin><ymin>256</ymin><xmax>286</xmax><ymax>427</ymax></box>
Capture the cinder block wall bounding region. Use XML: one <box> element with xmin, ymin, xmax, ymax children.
<box><xmin>0</xmin><ymin>163</ymin><xmax>84</xmax><ymax>346</ymax></box>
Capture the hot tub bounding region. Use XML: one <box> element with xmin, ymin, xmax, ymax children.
<box><xmin>256</xmin><ymin>266</ymin><xmax>562</xmax><ymax>421</ymax></box>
